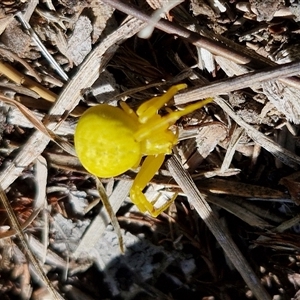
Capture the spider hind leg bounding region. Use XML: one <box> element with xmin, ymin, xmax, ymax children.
<box><xmin>130</xmin><ymin>154</ymin><xmax>176</xmax><ymax>217</ymax></box>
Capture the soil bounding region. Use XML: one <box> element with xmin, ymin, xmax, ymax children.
<box><xmin>0</xmin><ymin>1</ymin><xmax>300</xmax><ymax>299</ymax></box>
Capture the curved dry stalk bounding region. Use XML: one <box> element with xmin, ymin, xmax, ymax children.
<box><xmin>73</xmin><ymin>180</ymin><xmax>132</xmax><ymax>259</ymax></box>
<box><xmin>95</xmin><ymin>177</ymin><xmax>124</xmax><ymax>253</ymax></box>
<box><xmin>0</xmin><ymin>94</ymin><xmax>76</xmax><ymax>156</ymax></box>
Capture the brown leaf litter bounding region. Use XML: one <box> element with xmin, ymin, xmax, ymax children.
<box><xmin>0</xmin><ymin>0</ymin><xmax>300</xmax><ymax>299</ymax></box>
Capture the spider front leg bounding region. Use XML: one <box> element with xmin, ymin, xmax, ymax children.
<box><xmin>130</xmin><ymin>154</ymin><xmax>176</xmax><ymax>217</ymax></box>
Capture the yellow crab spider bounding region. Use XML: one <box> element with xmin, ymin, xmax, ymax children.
<box><xmin>74</xmin><ymin>84</ymin><xmax>212</xmax><ymax>217</ymax></box>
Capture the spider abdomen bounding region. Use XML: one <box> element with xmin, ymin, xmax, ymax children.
<box><xmin>74</xmin><ymin>104</ymin><xmax>141</xmax><ymax>177</ymax></box>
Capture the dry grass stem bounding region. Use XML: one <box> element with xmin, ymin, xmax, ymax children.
<box><xmin>167</xmin><ymin>155</ymin><xmax>271</xmax><ymax>300</ymax></box>
<box><xmin>220</xmin><ymin>126</ymin><xmax>245</xmax><ymax>173</ymax></box>
<box><xmin>174</xmin><ymin>59</ymin><xmax>300</xmax><ymax>104</ymax></box>
<box><xmin>0</xmin><ymin>185</ymin><xmax>63</xmax><ymax>299</ymax></box>
<box><xmin>215</xmin><ymin>96</ymin><xmax>300</xmax><ymax>168</ymax></box>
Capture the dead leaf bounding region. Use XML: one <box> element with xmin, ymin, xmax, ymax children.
<box><xmin>279</xmin><ymin>172</ymin><xmax>300</xmax><ymax>205</ymax></box>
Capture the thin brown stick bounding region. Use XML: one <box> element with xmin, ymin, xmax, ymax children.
<box><xmin>101</xmin><ymin>0</ymin><xmax>250</xmax><ymax>64</ymax></box>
